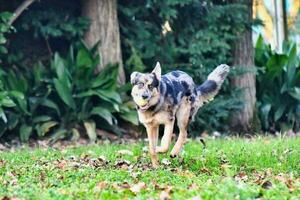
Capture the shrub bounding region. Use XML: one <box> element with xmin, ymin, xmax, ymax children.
<box><xmin>255</xmin><ymin>35</ymin><xmax>300</xmax><ymax>132</ymax></box>
<box><xmin>0</xmin><ymin>43</ymin><xmax>137</xmax><ymax>142</ymax></box>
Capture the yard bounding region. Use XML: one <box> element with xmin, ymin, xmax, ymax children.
<box><xmin>0</xmin><ymin>137</ymin><xmax>299</xmax><ymax>199</ymax></box>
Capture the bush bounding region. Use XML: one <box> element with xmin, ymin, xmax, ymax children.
<box><xmin>0</xmin><ymin>43</ymin><xmax>137</xmax><ymax>142</ymax></box>
<box><xmin>255</xmin><ymin>35</ymin><xmax>300</xmax><ymax>132</ymax></box>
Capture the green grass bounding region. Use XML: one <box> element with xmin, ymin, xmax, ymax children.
<box><xmin>0</xmin><ymin>137</ymin><xmax>299</xmax><ymax>199</ymax></box>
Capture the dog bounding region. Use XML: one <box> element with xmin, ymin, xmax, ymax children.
<box><xmin>130</xmin><ymin>62</ymin><xmax>230</xmax><ymax>167</ymax></box>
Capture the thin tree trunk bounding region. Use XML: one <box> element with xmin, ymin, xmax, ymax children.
<box><xmin>230</xmin><ymin>0</ymin><xmax>257</xmax><ymax>131</ymax></box>
<box><xmin>82</xmin><ymin>0</ymin><xmax>125</xmax><ymax>84</ymax></box>
<box><xmin>8</xmin><ymin>0</ymin><xmax>36</xmax><ymax>26</ymax></box>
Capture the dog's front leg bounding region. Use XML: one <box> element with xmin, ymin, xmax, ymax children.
<box><xmin>156</xmin><ymin>120</ymin><xmax>174</xmax><ymax>153</ymax></box>
<box><xmin>145</xmin><ymin>124</ymin><xmax>159</xmax><ymax>168</ymax></box>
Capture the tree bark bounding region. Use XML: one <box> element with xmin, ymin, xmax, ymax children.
<box><xmin>230</xmin><ymin>0</ymin><xmax>257</xmax><ymax>131</ymax></box>
<box><xmin>81</xmin><ymin>0</ymin><xmax>125</xmax><ymax>84</ymax></box>
<box><xmin>8</xmin><ymin>0</ymin><xmax>36</xmax><ymax>26</ymax></box>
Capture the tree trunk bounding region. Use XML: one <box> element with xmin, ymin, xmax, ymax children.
<box><xmin>230</xmin><ymin>0</ymin><xmax>257</xmax><ymax>131</ymax></box>
<box><xmin>82</xmin><ymin>0</ymin><xmax>125</xmax><ymax>84</ymax></box>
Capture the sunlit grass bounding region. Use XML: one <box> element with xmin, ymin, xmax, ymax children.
<box><xmin>0</xmin><ymin>137</ymin><xmax>299</xmax><ymax>199</ymax></box>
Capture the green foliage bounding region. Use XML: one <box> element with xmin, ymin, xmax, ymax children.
<box><xmin>255</xmin><ymin>35</ymin><xmax>300</xmax><ymax>131</ymax></box>
<box><xmin>17</xmin><ymin>1</ymin><xmax>89</xmax><ymax>41</ymax></box>
<box><xmin>0</xmin><ymin>12</ymin><xmax>12</xmax><ymax>55</ymax></box>
<box><xmin>119</xmin><ymin>0</ymin><xmax>248</xmax><ymax>134</ymax></box>
<box><xmin>0</xmin><ymin>43</ymin><xmax>137</xmax><ymax>142</ymax></box>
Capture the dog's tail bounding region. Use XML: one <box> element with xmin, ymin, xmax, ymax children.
<box><xmin>197</xmin><ymin>64</ymin><xmax>230</xmax><ymax>103</ymax></box>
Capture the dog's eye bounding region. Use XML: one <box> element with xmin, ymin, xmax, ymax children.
<box><xmin>138</xmin><ymin>83</ymin><xmax>144</xmax><ymax>88</ymax></box>
<box><xmin>148</xmin><ymin>85</ymin><xmax>154</xmax><ymax>90</ymax></box>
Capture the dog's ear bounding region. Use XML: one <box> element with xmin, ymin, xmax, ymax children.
<box><xmin>130</xmin><ymin>71</ymin><xmax>139</xmax><ymax>85</ymax></box>
<box><xmin>152</xmin><ymin>62</ymin><xmax>161</xmax><ymax>80</ymax></box>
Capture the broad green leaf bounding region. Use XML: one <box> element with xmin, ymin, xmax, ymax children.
<box><xmin>41</xmin><ymin>99</ymin><xmax>61</xmax><ymax>116</ymax></box>
<box><xmin>266</xmin><ymin>54</ymin><xmax>287</xmax><ymax>81</ymax></box>
<box><xmin>50</xmin><ymin>129</ymin><xmax>68</xmax><ymax>143</ymax></box>
<box><xmin>9</xmin><ymin>91</ymin><xmax>24</xmax><ymax>99</ymax></box>
<box><xmin>0</xmin><ymin>124</ymin><xmax>6</xmax><ymax>137</ymax></box>
<box><xmin>20</xmin><ymin>124</ymin><xmax>32</xmax><ymax>142</ymax></box>
<box><xmin>7</xmin><ymin>113</ymin><xmax>18</xmax><ymax>130</ymax></box>
<box><xmin>53</xmin><ymin>78</ymin><xmax>75</xmax><ymax>109</ymax></box>
<box><xmin>71</xmin><ymin>128</ymin><xmax>80</xmax><ymax>141</ymax></box>
<box><xmin>289</xmin><ymin>87</ymin><xmax>300</xmax><ymax>101</ymax></box>
<box><xmin>260</xmin><ymin>104</ymin><xmax>271</xmax><ymax>129</ymax></box>
<box><xmin>274</xmin><ymin>104</ymin><xmax>286</xmax><ymax>121</ymax></box>
<box><xmin>0</xmin><ymin>107</ymin><xmax>7</xmax><ymax>123</ymax></box>
<box><xmin>91</xmin><ymin>107</ymin><xmax>114</xmax><ymax>125</ymax></box>
<box><xmin>33</xmin><ymin>115</ymin><xmax>52</xmax><ymax>123</ymax></box>
<box><xmin>96</xmin><ymin>90</ymin><xmax>122</xmax><ymax>103</ymax></box>
<box><xmin>1</xmin><ymin>97</ymin><xmax>16</xmax><ymax>107</ymax></box>
<box><xmin>36</xmin><ymin>121</ymin><xmax>58</xmax><ymax>137</ymax></box>
<box><xmin>119</xmin><ymin>110</ymin><xmax>139</xmax><ymax>125</ymax></box>
<box><xmin>54</xmin><ymin>53</ymin><xmax>66</xmax><ymax>80</ymax></box>
<box><xmin>76</xmin><ymin>48</ymin><xmax>93</xmax><ymax>68</ymax></box>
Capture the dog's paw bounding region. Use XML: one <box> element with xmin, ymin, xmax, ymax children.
<box><xmin>170</xmin><ymin>154</ymin><xmax>177</xmax><ymax>158</ymax></box>
<box><xmin>156</xmin><ymin>146</ymin><xmax>168</xmax><ymax>154</ymax></box>
<box><xmin>170</xmin><ymin>148</ymin><xmax>180</xmax><ymax>158</ymax></box>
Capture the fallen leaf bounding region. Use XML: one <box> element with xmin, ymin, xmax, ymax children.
<box><xmin>96</xmin><ymin>129</ymin><xmax>118</xmax><ymax>140</ymax></box>
<box><xmin>234</xmin><ymin>171</ymin><xmax>248</xmax><ymax>182</ymax></box>
<box><xmin>262</xmin><ymin>181</ymin><xmax>272</xmax><ymax>189</ymax></box>
<box><xmin>56</xmin><ymin>160</ymin><xmax>67</xmax><ymax>169</ymax></box>
<box><xmin>160</xmin><ymin>190</ymin><xmax>171</xmax><ymax>200</ymax></box>
<box><xmin>95</xmin><ymin>181</ymin><xmax>107</xmax><ymax>190</ymax></box>
<box><xmin>114</xmin><ymin>159</ymin><xmax>131</xmax><ymax>169</ymax></box>
<box><xmin>286</xmin><ymin>179</ymin><xmax>295</xmax><ymax>192</ymax></box>
<box><xmin>274</xmin><ymin>174</ymin><xmax>286</xmax><ymax>183</ymax></box>
<box><xmin>188</xmin><ymin>183</ymin><xmax>199</xmax><ymax>190</ymax></box>
<box><xmin>117</xmin><ymin>149</ymin><xmax>134</xmax><ymax>156</ymax></box>
<box><xmin>0</xmin><ymin>160</ymin><xmax>6</xmax><ymax>167</ymax></box>
<box><xmin>130</xmin><ymin>171</ymin><xmax>141</xmax><ymax>179</ymax></box>
<box><xmin>161</xmin><ymin>158</ymin><xmax>171</xmax><ymax>166</ymax></box>
<box><xmin>159</xmin><ymin>186</ymin><xmax>173</xmax><ymax>200</ymax></box>
<box><xmin>200</xmin><ymin>167</ymin><xmax>211</xmax><ymax>175</ymax></box>
<box><xmin>130</xmin><ymin>182</ymin><xmax>146</xmax><ymax>194</ymax></box>
<box><xmin>112</xmin><ymin>182</ymin><xmax>130</xmax><ymax>191</ymax></box>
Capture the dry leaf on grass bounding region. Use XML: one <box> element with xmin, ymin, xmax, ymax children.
<box><xmin>112</xmin><ymin>182</ymin><xmax>131</xmax><ymax>191</ymax></box>
<box><xmin>188</xmin><ymin>183</ymin><xmax>199</xmax><ymax>190</ymax></box>
<box><xmin>160</xmin><ymin>186</ymin><xmax>172</xmax><ymax>200</ymax></box>
<box><xmin>200</xmin><ymin>167</ymin><xmax>211</xmax><ymax>175</ymax></box>
<box><xmin>234</xmin><ymin>171</ymin><xmax>248</xmax><ymax>182</ymax></box>
<box><xmin>130</xmin><ymin>182</ymin><xmax>146</xmax><ymax>194</ymax></box>
<box><xmin>161</xmin><ymin>158</ymin><xmax>171</xmax><ymax>166</ymax></box>
<box><xmin>117</xmin><ymin>149</ymin><xmax>134</xmax><ymax>156</ymax></box>
<box><xmin>95</xmin><ymin>181</ymin><xmax>107</xmax><ymax>190</ymax></box>
<box><xmin>262</xmin><ymin>181</ymin><xmax>272</xmax><ymax>189</ymax></box>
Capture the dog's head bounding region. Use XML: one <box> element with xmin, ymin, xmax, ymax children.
<box><xmin>130</xmin><ymin>62</ymin><xmax>161</xmax><ymax>111</ymax></box>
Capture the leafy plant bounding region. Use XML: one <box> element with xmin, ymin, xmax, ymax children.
<box><xmin>0</xmin><ymin>43</ymin><xmax>138</xmax><ymax>142</ymax></box>
<box><xmin>255</xmin><ymin>35</ymin><xmax>300</xmax><ymax>131</ymax></box>
<box><xmin>0</xmin><ymin>12</ymin><xmax>12</xmax><ymax>56</ymax></box>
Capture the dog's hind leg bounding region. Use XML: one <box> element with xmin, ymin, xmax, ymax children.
<box><xmin>145</xmin><ymin>124</ymin><xmax>159</xmax><ymax>168</ymax></box>
<box><xmin>170</xmin><ymin>98</ymin><xmax>191</xmax><ymax>158</ymax></box>
<box><xmin>156</xmin><ymin>119</ymin><xmax>175</xmax><ymax>153</ymax></box>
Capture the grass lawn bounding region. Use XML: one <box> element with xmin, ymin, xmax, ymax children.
<box><xmin>0</xmin><ymin>137</ymin><xmax>299</xmax><ymax>199</ymax></box>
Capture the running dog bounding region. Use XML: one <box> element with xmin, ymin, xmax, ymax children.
<box><xmin>130</xmin><ymin>62</ymin><xmax>230</xmax><ymax>167</ymax></box>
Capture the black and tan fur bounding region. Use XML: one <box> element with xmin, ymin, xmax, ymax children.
<box><xmin>131</xmin><ymin>62</ymin><xmax>230</xmax><ymax>167</ymax></box>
